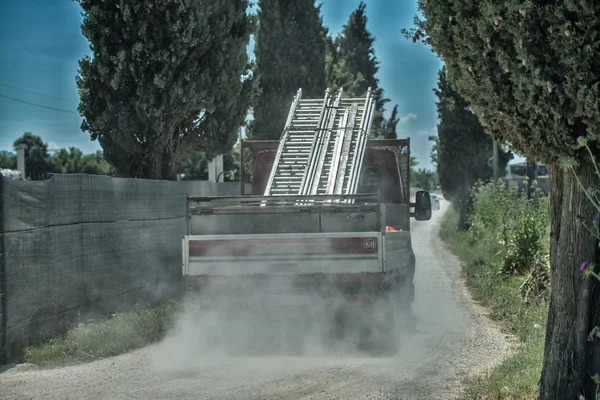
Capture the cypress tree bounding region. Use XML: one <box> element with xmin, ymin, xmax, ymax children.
<box><xmin>249</xmin><ymin>0</ymin><xmax>327</xmax><ymax>140</ymax></box>
<box><xmin>409</xmin><ymin>1</ymin><xmax>600</xmax><ymax>397</ymax></box>
<box><xmin>434</xmin><ymin>66</ymin><xmax>511</xmax><ymax>229</ymax></box>
<box><xmin>327</xmin><ymin>2</ymin><xmax>389</xmax><ymax>136</ymax></box>
<box><xmin>76</xmin><ymin>0</ymin><xmax>253</xmax><ymax>179</ymax></box>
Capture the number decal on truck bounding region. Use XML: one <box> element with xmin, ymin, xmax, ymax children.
<box><xmin>364</xmin><ymin>239</ymin><xmax>377</xmax><ymax>252</ymax></box>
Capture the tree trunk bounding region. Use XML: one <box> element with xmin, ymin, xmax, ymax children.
<box><xmin>150</xmin><ymin>150</ymin><xmax>177</xmax><ymax>181</ymax></box>
<box><xmin>540</xmin><ymin>161</ymin><xmax>600</xmax><ymax>399</ymax></box>
<box><xmin>153</xmin><ymin>154</ymin><xmax>163</xmax><ymax>180</ymax></box>
<box><xmin>161</xmin><ymin>149</ymin><xmax>177</xmax><ymax>181</ymax></box>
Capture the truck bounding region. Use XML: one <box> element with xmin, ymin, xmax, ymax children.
<box><xmin>182</xmin><ymin>88</ymin><xmax>432</xmax><ymax>350</ymax></box>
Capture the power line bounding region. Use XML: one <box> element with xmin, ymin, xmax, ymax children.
<box><xmin>0</xmin><ymin>83</ymin><xmax>72</xmax><ymax>102</ymax></box>
<box><xmin>0</xmin><ymin>93</ymin><xmax>78</xmax><ymax>114</ymax></box>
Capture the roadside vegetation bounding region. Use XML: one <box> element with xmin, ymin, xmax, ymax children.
<box><xmin>440</xmin><ymin>181</ymin><xmax>550</xmax><ymax>399</ymax></box>
<box><xmin>409</xmin><ymin>2</ymin><xmax>600</xmax><ymax>397</ymax></box>
<box><xmin>24</xmin><ymin>300</ymin><xmax>179</xmax><ymax>366</ymax></box>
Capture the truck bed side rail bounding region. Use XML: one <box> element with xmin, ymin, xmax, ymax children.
<box><xmin>187</xmin><ymin>192</ymin><xmax>379</xmax><ymax>206</ymax></box>
<box><xmin>185</xmin><ymin>193</ymin><xmax>384</xmax><ymax>236</ymax></box>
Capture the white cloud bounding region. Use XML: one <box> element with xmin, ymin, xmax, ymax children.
<box><xmin>47</xmin><ymin>141</ymin><xmax>59</xmax><ymax>150</ymax></box>
<box><xmin>398</xmin><ymin>113</ymin><xmax>417</xmax><ymax>124</ymax></box>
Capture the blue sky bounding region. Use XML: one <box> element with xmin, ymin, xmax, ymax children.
<box><xmin>0</xmin><ymin>0</ymin><xmax>444</xmax><ymax>170</ymax></box>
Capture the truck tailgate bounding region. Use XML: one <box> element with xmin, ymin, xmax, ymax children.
<box><xmin>183</xmin><ymin>232</ymin><xmax>382</xmax><ymax>276</ymax></box>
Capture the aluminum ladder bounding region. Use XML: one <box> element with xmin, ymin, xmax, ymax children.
<box><xmin>263</xmin><ymin>88</ymin><xmax>375</xmax><ymax>200</ymax></box>
<box><xmin>315</xmin><ymin>88</ymin><xmax>375</xmax><ymax>199</ymax></box>
<box><xmin>263</xmin><ymin>88</ymin><xmax>331</xmax><ymax>196</ymax></box>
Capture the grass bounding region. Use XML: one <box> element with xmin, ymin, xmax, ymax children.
<box><xmin>440</xmin><ymin>206</ymin><xmax>548</xmax><ymax>400</ymax></box>
<box><xmin>24</xmin><ymin>299</ymin><xmax>179</xmax><ymax>366</ymax></box>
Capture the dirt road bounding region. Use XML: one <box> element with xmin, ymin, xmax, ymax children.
<box><xmin>0</xmin><ymin>200</ymin><xmax>510</xmax><ymax>400</ymax></box>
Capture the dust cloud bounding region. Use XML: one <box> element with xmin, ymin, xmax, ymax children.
<box><xmin>151</xmin><ymin>198</ymin><xmax>417</xmax><ymax>373</ymax></box>
<box><xmin>150</xmin><ymin>272</ymin><xmax>417</xmax><ymax>373</ymax></box>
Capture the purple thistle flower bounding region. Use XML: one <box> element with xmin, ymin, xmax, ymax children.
<box><xmin>577</xmin><ymin>136</ymin><xmax>584</xmax><ymax>143</ymax></box>
<box><xmin>580</xmin><ymin>261</ymin><xmax>590</xmax><ymax>272</ymax></box>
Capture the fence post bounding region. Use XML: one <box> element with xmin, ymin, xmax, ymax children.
<box><xmin>0</xmin><ymin>176</ymin><xmax>7</xmax><ymax>364</ymax></box>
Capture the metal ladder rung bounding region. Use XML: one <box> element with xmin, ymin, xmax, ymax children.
<box><xmin>287</xmin><ymin>135</ymin><xmax>317</xmax><ymax>139</ymax></box>
<box><xmin>295</xmin><ymin>110</ymin><xmax>323</xmax><ymax>114</ymax></box>
<box><xmin>279</xmin><ymin>155</ymin><xmax>310</xmax><ymax>160</ymax></box>
<box><xmin>290</xmin><ymin>121</ymin><xmax>321</xmax><ymax>125</ymax></box>
<box><xmin>264</xmin><ymin>87</ymin><xmax>374</xmax><ymax>198</ymax></box>
<box><xmin>283</xmin><ymin>145</ymin><xmax>313</xmax><ymax>150</ymax></box>
<box><xmin>298</xmin><ymin>100</ymin><xmax>324</xmax><ymax>104</ymax></box>
<box><xmin>279</xmin><ymin>158</ymin><xmax>310</xmax><ymax>163</ymax></box>
<box><xmin>271</xmin><ymin>188</ymin><xmax>300</xmax><ymax>193</ymax></box>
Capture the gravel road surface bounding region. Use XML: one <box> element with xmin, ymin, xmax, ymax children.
<box><xmin>0</xmin><ymin>200</ymin><xmax>510</xmax><ymax>400</ymax></box>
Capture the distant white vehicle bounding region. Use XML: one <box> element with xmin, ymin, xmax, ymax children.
<box><xmin>430</xmin><ymin>193</ymin><xmax>441</xmax><ymax>210</ymax></box>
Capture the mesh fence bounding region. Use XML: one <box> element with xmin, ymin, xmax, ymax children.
<box><xmin>0</xmin><ymin>174</ymin><xmax>241</xmax><ymax>360</ymax></box>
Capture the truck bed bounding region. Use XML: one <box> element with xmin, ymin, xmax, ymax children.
<box><xmin>182</xmin><ymin>194</ymin><xmax>415</xmax><ymax>305</ymax></box>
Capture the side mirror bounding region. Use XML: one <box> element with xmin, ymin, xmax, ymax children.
<box><xmin>412</xmin><ymin>190</ymin><xmax>432</xmax><ymax>221</ymax></box>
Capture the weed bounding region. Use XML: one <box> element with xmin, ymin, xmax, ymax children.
<box><xmin>442</xmin><ymin>206</ymin><xmax>548</xmax><ymax>400</ymax></box>
<box><xmin>25</xmin><ymin>299</ymin><xmax>179</xmax><ymax>366</ymax></box>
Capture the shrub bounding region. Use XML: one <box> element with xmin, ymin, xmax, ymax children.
<box><xmin>469</xmin><ymin>179</ymin><xmax>550</xmax><ymax>277</ymax></box>
<box><xmin>25</xmin><ymin>299</ymin><xmax>179</xmax><ymax>366</ymax></box>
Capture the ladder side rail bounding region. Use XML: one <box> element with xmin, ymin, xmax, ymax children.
<box><xmin>266</xmin><ymin>98</ymin><xmax>322</xmax><ymax>196</ymax></box>
<box><xmin>333</xmin><ymin>103</ymin><xmax>359</xmax><ymax>196</ymax></box>
<box><xmin>325</xmin><ymin>107</ymin><xmax>349</xmax><ymax>199</ymax></box>
<box><xmin>345</xmin><ymin>89</ymin><xmax>374</xmax><ymax>198</ymax></box>
<box><xmin>298</xmin><ymin>89</ymin><xmax>332</xmax><ymax>198</ymax></box>
<box><xmin>263</xmin><ymin>88</ymin><xmax>303</xmax><ymax>197</ymax></box>
<box><xmin>309</xmin><ymin>89</ymin><xmax>343</xmax><ymax>195</ymax></box>
<box><xmin>349</xmin><ymin>101</ymin><xmax>376</xmax><ymax>203</ymax></box>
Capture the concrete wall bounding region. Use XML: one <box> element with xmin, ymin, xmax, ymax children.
<box><xmin>0</xmin><ymin>174</ymin><xmax>244</xmax><ymax>362</ymax></box>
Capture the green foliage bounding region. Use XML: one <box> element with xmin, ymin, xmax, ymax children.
<box><xmin>408</xmin><ymin>1</ymin><xmax>600</xmax><ymax>164</ymax></box>
<box><xmin>470</xmin><ymin>180</ymin><xmax>550</xmax><ymax>278</ymax></box>
<box><xmin>374</xmin><ymin>104</ymin><xmax>400</xmax><ymax>140</ymax></box>
<box><xmin>25</xmin><ymin>300</ymin><xmax>179</xmax><ymax>366</ymax></box>
<box><xmin>407</xmin><ymin>4</ymin><xmax>600</xmax><ymax>398</ymax></box>
<box><xmin>178</xmin><ymin>146</ymin><xmax>239</xmax><ymax>181</ymax></box>
<box><xmin>13</xmin><ymin>132</ymin><xmax>53</xmax><ymax>178</ymax></box>
<box><xmin>412</xmin><ymin>168</ymin><xmax>438</xmax><ymax>191</ymax></box>
<box><xmin>428</xmin><ymin>134</ymin><xmax>438</xmax><ymax>169</ymax></box>
<box><xmin>76</xmin><ymin>0</ymin><xmax>253</xmax><ymax>179</ymax></box>
<box><xmin>52</xmin><ymin>148</ymin><xmax>113</xmax><ymax>176</ymax></box>
<box><xmin>433</xmin><ymin>66</ymin><xmax>512</xmax><ymax>229</ymax></box>
<box><xmin>248</xmin><ymin>0</ymin><xmax>327</xmax><ymax>140</ymax></box>
<box><xmin>572</xmin><ymin>138</ymin><xmax>600</xmax><ymax>284</ymax></box>
<box><xmin>0</xmin><ymin>152</ymin><xmax>16</xmax><ymax>169</ymax></box>
<box><xmin>325</xmin><ymin>1</ymin><xmax>389</xmax><ymax>136</ymax></box>
<box><xmin>178</xmin><ymin>151</ymin><xmax>209</xmax><ymax>181</ymax></box>
<box><xmin>441</xmin><ymin>205</ymin><xmax>548</xmax><ymax>400</ymax></box>
<box><xmin>7</xmin><ymin>132</ymin><xmax>115</xmax><ymax>178</ymax></box>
